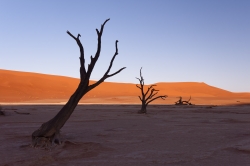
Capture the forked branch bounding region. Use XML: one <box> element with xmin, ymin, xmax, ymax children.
<box><xmin>87</xmin><ymin>18</ymin><xmax>110</xmax><ymax>76</ymax></box>
<box><xmin>87</xmin><ymin>40</ymin><xmax>126</xmax><ymax>92</ymax></box>
<box><xmin>67</xmin><ymin>19</ymin><xmax>126</xmax><ymax>92</ymax></box>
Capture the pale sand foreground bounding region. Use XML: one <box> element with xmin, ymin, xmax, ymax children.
<box><xmin>1</xmin><ymin>104</ymin><xmax>250</xmax><ymax>166</ymax></box>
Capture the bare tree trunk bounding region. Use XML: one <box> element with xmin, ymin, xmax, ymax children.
<box><xmin>139</xmin><ymin>102</ymin><xmax>147</xmax><ymax>114</ymax></box>
<box><xmin>136</xmin><ymin>68</ymin><xmax>167</xmax><ymax>114</ymax></box>
<box><xmin>32</xmin><ymin>19</ymin><xmax>126</xmax><ymax>148</ymax></box>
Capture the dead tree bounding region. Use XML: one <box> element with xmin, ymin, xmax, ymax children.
<box><xmin>136</xmin><ymin>68</ymin><xmax>167</xmax><ymax>114</ymax></box>
<box><xmin>31</xmin><ymin>19</ymin><xmax>126</xmax><ymax>148</ymax></box>
<box><xmin>0</xmin><ymin>105</ymin><xmax>5</xmax><ymax>116</ymax></box>
<box><xmin>175</xmin><ymin>96</ymin><xmax>193</xmax><ymax>105</ymax></box>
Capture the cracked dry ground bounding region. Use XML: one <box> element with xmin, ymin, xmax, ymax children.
<box><xmin>1</xmin><ymin>104</ymin><xmax>250</xmax><ymax>166</ymax></box>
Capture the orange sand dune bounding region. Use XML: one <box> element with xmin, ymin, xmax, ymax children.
<box><xmin>0</xmin><ymin>69</ymin><xmax>249</xmax><ymax>104</ymax></box>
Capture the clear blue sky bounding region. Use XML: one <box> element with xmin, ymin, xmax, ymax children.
<box><xmin>1</xmin><ymin>0</ymin><xmax>249</xmax><ymax>92</ymax></box>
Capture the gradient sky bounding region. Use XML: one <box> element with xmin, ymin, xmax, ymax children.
<box><xmin>1</xmin><ymin>0</ymin><xmax>249</xmax><ymax>92</ymax></box>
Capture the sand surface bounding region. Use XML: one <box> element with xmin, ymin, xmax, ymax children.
<box><xmin>1</xmin><ymin>104</ymin><xmax>250</xmax><ymax>166</ymax></box>
<box><xmin>1</xmin><ymin>69</ymin><xmax>250</xmax><ymax>105</ymax></box>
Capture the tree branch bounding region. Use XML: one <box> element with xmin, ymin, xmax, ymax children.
<box><xmin>107</xmin><ymin>67</ymin><xmax>126</xmax><ymax>77</ymax></box>
<box><xmin>145</xmin><ymin>88</ymin><xmax>158</xmax><ymax>101</ymax></box>
<box><xmin>86</xmin><ymin>18</ymin><xmax>110</xmax><ymax>77</ymax></box>
<box><xmin>136</xmin><ymin>84</ymin><xmax>142</xmax><ymax>89</ymax></box>
<box><xmin>67</xmin><ymin>31</ymin><xmax>86</xmax><ymax>80</ymax></box>
<box><xmin>136</xmin><ymin>77</ymin><xmax>141</xmax><ymax>82</ymax></box>
<box><xmin>144</xmin><ymin>85</ymin><xmax>157</xmax><ymax>97</ymax></box>
<box><xmin>147</xmin><ymin>95</ymin><xmax>167</xmax><ymax>105</ymax></box>
<box><xmin>139</xmin><ymin>67</ymin><xmax>143</xmax><ymax>79</ymax></box>
<box><xmin>103</xmin><ymin>40</ymin><xmax>119</xmax><ymax>76</ymax></box>
<box><xmin>148</xmin><ymin>91</ymin><xmax>158</xmax><ymax>100</ymax></box>
<box><xmin>87</xmin><ymin>40</ymin><xmax>125</xmax><ymax>92</ymax></box>
<box><xmin>182</xmin><ymin>96</ymin><xmax>192</xmax><ymax>104</ymax></box>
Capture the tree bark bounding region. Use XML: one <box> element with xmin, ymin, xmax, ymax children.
<box><xmin>136</xmin><ymin>68</ymin><xmax>167</xmax><ymax>114</ymax></box>
<box><xmin>31</xmin><ymin>19</ymin><xmax>126</xmax><ymax>148</ymax></box>
<box><xmin>139</xmin><ymin>102</ymin><xmax>147</xmax><ymax>114</ymax></box>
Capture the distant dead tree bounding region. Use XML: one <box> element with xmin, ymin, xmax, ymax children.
<box><xmin>0</xmin><ymin>105</ymin><xmax>5</xmax><ymax>116</ymax></box>
<box><xmin>32</xmin><ymin>19</ymin><xmax>126</xmax><ymax>148</ymax></box>
<box><xmin>175</xmin><ymin>96</ymin><xmax>193</xmax><ymax>105</ymax></box>
<box><xmin>136</xmin><ymin>68</ymin><xmax>167</xmax><ymax>114</ymax></box>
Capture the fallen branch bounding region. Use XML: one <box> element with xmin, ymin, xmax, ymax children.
<box><xmin>175</xmin><ymin>96</ymin><xmax>193</xmax><ymax>105</ymax></box>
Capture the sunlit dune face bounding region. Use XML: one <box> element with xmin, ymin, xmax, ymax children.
<box><xmin>0</xmin><ymin>69</ymin><xmax>249</xmax><ymax>105</ymax></box>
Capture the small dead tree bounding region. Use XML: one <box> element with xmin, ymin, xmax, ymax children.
<box><xmin>0</xmin><ymin>105</ymin><xmax>5</xmax><ymax>116</ymax></box>
<box><xmin>136</xmin><ymin>68</ymin><xmax>167</xmax><ymax>114</ymax></box>
<box><xmin>31</xmin><ymin>19</ymin><xmax>126</xmax><ymax>148</ymax></box>
<box><xmin>175</xmin><ymin>96</ymin><xmax>193</xmax><ymax>105</ymax></box>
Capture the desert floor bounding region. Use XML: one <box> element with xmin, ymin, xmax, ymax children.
<box><xmin>1</xmin><ymin>104</ymin><xmax>250</xmax><ymax>166</ymax></box>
